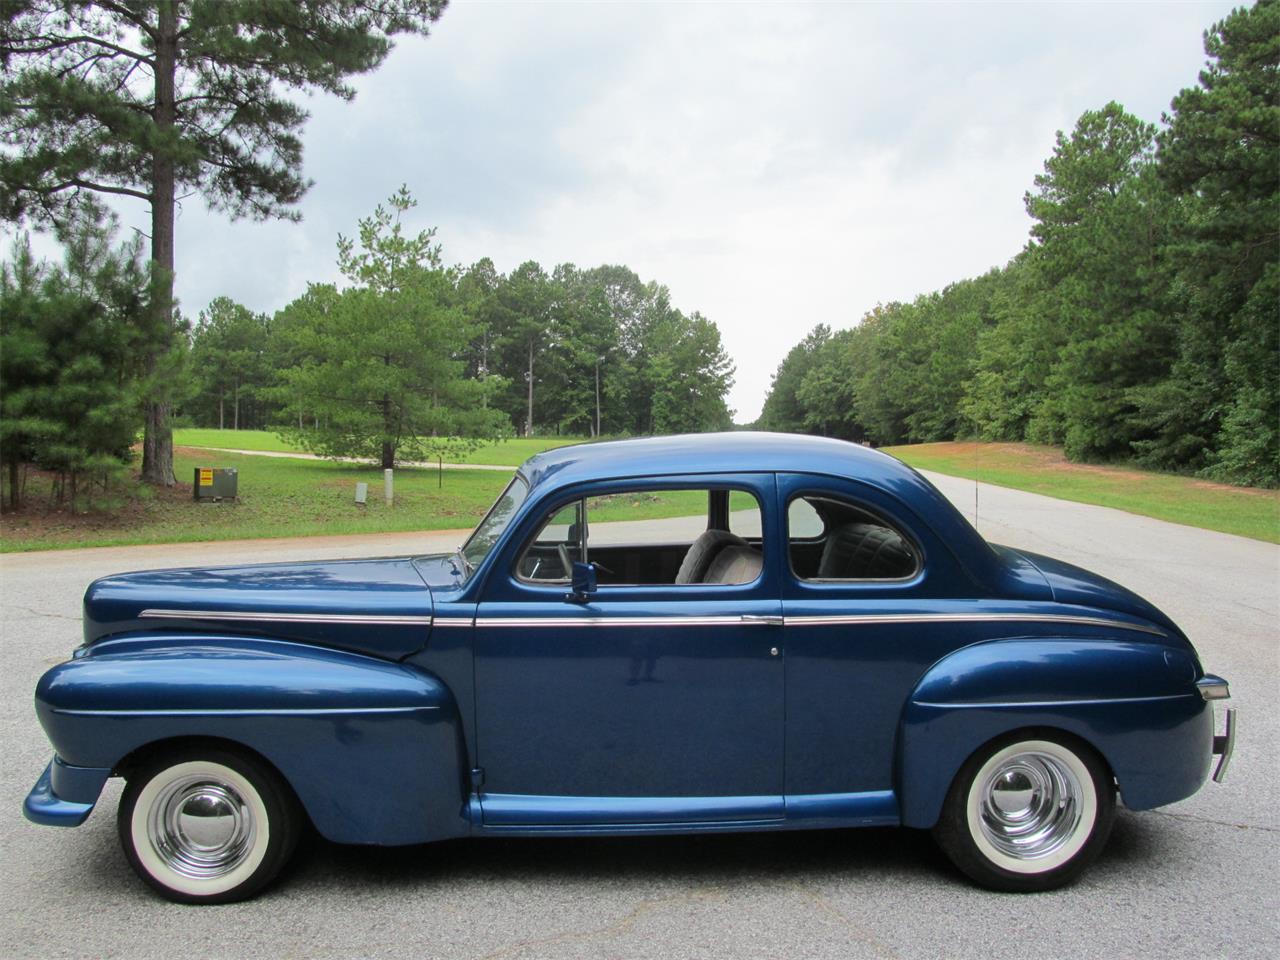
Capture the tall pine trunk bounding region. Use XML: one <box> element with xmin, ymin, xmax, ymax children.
<box><xmin>594</xmin><ymin>360</ymin><xmax>601</xmax><ymax>437</ymax></box>
<box><xmin>525</xmin><ymin>340</ymin><xmax>534</xmax><ymax>438</ymax></box>
<box><xmin>381</xmin><ymin>389</ymin><xmax>394</xmax><ymax>470</ymax></box>
<box><xmin>140</xmin><ymin>2</ymin><xmax>177</xmax><ymax>486</ymax></box>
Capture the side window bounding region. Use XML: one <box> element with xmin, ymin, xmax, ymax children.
<box><xmin>787</xmin><ymin>494</ymin><xmax>918</xmax><ymax>582</ymax></box>
<box><xmin>516</xmin><ymin>500</ymin><xmax>584</xmax><ymax>582</ymax></box>
<box><xmin>518</xmin><ymin>488</ymin><xmax>764</xmax><ymax>587</ymax></box>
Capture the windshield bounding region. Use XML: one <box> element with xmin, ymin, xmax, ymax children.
<box><xmin>458</xmin><ymin>474</ymin><xmax>529</xmax><ymax>578</ymax></box>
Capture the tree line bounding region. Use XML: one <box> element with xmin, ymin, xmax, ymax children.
<box><xmin>185</xmin><ymin>187</ymin><xmax>735</xmax><ymax>467</ymax></box>
<box><xmin>758</xmin><ymin>0</ymin><xmax>1278</xmax><ymax>488</ymax></box>
<box><xmin>0</xmin><ymin>187</ymin><xmax>735</xmax><ymax>506</ymax></box>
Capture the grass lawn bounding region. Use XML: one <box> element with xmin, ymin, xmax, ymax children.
<box><xmin>171</xmin><ymin>429</ymin><xmax>596</xmax><ymax>466</ymax></box>
<box><xmin>1</xmin><ymin>448</ymin><xmax>510</xmax><ymax>552</ymax></box>
<box><xmin>0</xmin><ymin>446</ymin><xmax>740</xmax><ymax>552</ymax></box>
<box><xmin>884</xmin><ymin>441</ymin><xmax>1280</xmax><ymax>544</ymax></box>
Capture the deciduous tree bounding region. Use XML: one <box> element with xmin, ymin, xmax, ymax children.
<box><xmin>0</xmin><ymin>0</ymin><xmax>448</xmax><ymax>483</ymax></box>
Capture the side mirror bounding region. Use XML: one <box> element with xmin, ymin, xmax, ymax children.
<box><xmin>566</xmin><ymin>561</ymin><xmax>597</xmax><ymax>603</ymax></box>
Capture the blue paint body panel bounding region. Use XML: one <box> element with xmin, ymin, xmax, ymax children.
<box><xmin>24</xmin><ymin>762</ymin><xmax>99</xmax><ymax>826</ymax></box>
<box><xmin>24</xmin><ymin>432</ymin><xmax>1228</xmax><ymax>862</ymax></box>
<box><xmin>34</xmin><ymin>634</ymin><xmax>469</xmax><ymax>844</ymax></box>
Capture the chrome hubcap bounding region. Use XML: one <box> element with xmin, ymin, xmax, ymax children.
<box><xmin>148</xmin><ymin>776</ymin><xmax>256</xmax><ymax>879</ymax></box>
<box><xmin>977</xmin><ymin>752</ymin><xmax>1083</xmax><ymax>861</ymax></box>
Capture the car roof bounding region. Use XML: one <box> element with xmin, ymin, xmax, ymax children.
<box><xmin>520</xmin><ymin>431</ymin><xmax>918</xmax><ymax>490</ymax></box>
<box><xmin>517</xmin><ymin>432</ymin><xmax>1001</xmax><ymax>589</ymax></box>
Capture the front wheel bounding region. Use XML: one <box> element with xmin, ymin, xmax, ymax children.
<box><xmin>932</xmin><ymin>734</ymin><xmax>1115</xmax><ymax>892</ymax></box>
<box><xmin>118</xmin><ymin>747</ymin><xmax>300</xmax><ymax>904</ymax></box>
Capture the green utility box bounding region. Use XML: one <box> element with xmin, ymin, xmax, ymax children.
<box><xmin>193</xmin><ymin>467</ymin><xmax>238</xmax><ymax>502</ymax></box>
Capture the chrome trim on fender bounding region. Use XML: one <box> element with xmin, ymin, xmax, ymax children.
<box><xmin>784</xmin><ymin>612</ymin><xmax>1167</xmax><ymax>637</ymax></box>
<box><xmin>50</xmin><ymin>705</ymin><xmax>438</xmax><ymax>717</ymax></box>
<box><xmin>137</xmin><ymin>609</ymin><xmax>433</xmax><ymax>627</ymax></box>
<box><xmin>913</xmin><ymin>693</ymin><xmax>1192</xmax><ymax>709</ymax></box>
<box><xmin>431</xmin><ymin>618</ymin><xmax>475</xmax><ymax>628</ymax></box>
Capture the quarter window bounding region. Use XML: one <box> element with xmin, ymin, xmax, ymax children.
<box><xmin>787</xmin><ymin>494</ymin><xmax>918</xmax><ymax>581</ymax></box>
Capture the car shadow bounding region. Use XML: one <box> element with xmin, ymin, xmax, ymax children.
<box><xmin>285</xmin><ymin>825</ymin><xmax>949</xmax><ymax>893</ymax></box>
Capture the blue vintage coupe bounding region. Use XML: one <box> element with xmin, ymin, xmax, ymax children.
<box><xmin>25</xmin><ymin>433</ymin><xmax>1235</xmax><ymax>902</ymax></box>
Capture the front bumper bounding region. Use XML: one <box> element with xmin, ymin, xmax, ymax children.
<box><xmin>22</xmin><ymin>758</ymin><xmax>111</xmax><ymax>827</ymax></box>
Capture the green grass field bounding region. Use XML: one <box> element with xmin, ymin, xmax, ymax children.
<box><xmin>5</xmin><ymin>435</ymin><xmax>1274</xmax><ymax>551</ymax></box>
<box><xmin>0</xmin><ymin>446</ymin><xmax>736</xmax><ymax>552</ymax></box>
<box><xmin>884</xmin><ymin>441</ymin><xmax>1280</xmax><ymax>544</ymax></box>
<box><xmin>172</xmin><ymin>429</ymin><xmax>595</xmax><ymax>466</ymax></box>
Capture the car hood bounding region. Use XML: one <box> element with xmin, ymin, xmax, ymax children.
<box><xmin>1001</xmin><ymin>546</ymin><xmax>1182</xmax><ymax>637</ymax></box>
<box><xmin>83</xmin><ymin>557</ymin><xmax>433</xmax><ymax>661</ymax></box>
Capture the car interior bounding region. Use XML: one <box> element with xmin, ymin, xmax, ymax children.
<box><xmin>517</xmin><ymin>488</ymin><xmax>918</xmax><ymax>587</ymax></box>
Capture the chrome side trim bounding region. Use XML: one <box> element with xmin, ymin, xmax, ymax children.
<box><xmin>471</xmin><ymin>612</ymin><xmax>1165</xmax><ymax>635</ymax></box>
<box><xmin>785</xmin><ymin>612</ymin><xmax>1167</xmax><ymax>636</ymax></box>
<box><xmin>913</xmin><ymin>694</ymin><xmax>1192</xmax><ymax>709</ymax></box>
<box><xmin>137</xmin><ymin>609</ymin><xmax>433</xmax><ymax>627</ymax></box>
<box><xmin>474</xmin><ymin>616</ymin><xmax>746</xmax><ymax>628</ymax></box>
<box><xmin>431</xmin><ymin>618</ymin><xmax>475</xmax><ymax>628</ymax></box>
<box><xmin>51</xmin><ymin>706</ymin><xmax>438</xmax><ymax>717</ymax></box>
<box><xmin>1212</xmin><ymin>707</ymin><xmax>1236</xmax><ymax>783</ymax></box>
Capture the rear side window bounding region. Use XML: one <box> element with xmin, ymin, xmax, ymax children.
<box><xmin>787</xmin><ymin>494</ymin><xmax>918</xmax><ymax>581</ymax></box>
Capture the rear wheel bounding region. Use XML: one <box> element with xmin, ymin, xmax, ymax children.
<box><xmin>118</xmin><ymin>747</ymin><xmax>300</xmax><ymax>904</ymax></box>
<box><xmin>933</xmin><ymin>734</ymin><xmax>1115</xmax><ymax>892</ymax></box>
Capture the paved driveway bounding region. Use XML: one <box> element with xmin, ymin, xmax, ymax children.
<box><xmin>1</xmin><ymin>475</ymin><xmax>1276</xmax><ymax>959</ymax></box>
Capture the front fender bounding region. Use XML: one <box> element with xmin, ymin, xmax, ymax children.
<box><xmin>35</xmin><ymin>633</ymin><xmax>470</xmax><ymax>845</ymax></box>
<box><xmin>897</xmin><ymin>637</ymin><xmax>1212</xmax><ymax>828</ymax></box>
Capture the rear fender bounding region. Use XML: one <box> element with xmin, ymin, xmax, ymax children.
<box><xmin>35</xmin><ymin>633</ymin><xmax>470</xmax><ymax>845</ymax></box>
<box><xmin>897</xmin><ymin>637</ymin><xmax>1211</xmax><ymax>828</ymax></box>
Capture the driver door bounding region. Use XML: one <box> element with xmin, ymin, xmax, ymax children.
<box><xmin>472</xmin><ymin>474</ymin><xmax>785</xmax><ymax>827</ymax></box>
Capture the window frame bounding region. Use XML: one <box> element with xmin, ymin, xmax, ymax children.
<box><xmin>785</xmin><ymin>490</ymin><xmax>924</xmax><ymax>585</ymax></box>
<box><xmin>512</xmin><ymin>481</ymin><xmax>768</xmax><ymax>590</ymax></box>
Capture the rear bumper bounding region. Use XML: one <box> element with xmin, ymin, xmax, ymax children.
<box><xmin>22</xmin><ymin>758</ymin><xmax>111</xmax><ymax>827</ymax></box>
<box><xmin>1211</xmin><ymin>707</ymin><xmax>1237</xmax><ymax>783</ymax></box>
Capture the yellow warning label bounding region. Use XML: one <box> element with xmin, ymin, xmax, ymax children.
<box><xmin>199</xmin><ymin>469</ymin><xmax>213</xmax><ymax>486</ymax></box>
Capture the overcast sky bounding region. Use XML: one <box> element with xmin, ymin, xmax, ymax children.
<box><xmin>19</xmin><ymin>0</ymin><xmax>1242</xmax><ymax>422</ymax></box>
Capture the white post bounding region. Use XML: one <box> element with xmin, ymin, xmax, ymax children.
<box><xmin>384</xmin><ymin>468</ymin><xmax>394</xmax><ymax>506</ymax></box>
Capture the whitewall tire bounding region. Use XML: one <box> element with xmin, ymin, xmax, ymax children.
<box><xmin>933</xmin><ymin>733</ymin><xmax>1115</xmax><ymax>892</ymax></box>
<box><xmin>119</xmin><ymin>748</ymin><xmax>299</xmax><ymax>904</ymax></box>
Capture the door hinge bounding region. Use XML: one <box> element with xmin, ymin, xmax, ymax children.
<box><xmin>470</xmin><ymin>767</ymin><xmax>485</xmax><ymax>790</ymax></box>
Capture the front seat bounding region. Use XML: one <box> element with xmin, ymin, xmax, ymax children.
<box><xmin>675</xmin><ymin>529</ymin><xmax>746</xmax><ymax>584</ymax></box>
<box><xmin>702</xmin><ymin>545</ymin><xmax>763</xmax><ymax>585</ymax></box>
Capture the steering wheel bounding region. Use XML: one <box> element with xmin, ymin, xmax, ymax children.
<box><xmin>557</xmin><ymin>543</ymin><xmax>573</xmax><ymax>578</ymax></box>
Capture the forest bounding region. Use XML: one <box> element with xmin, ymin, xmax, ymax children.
<box><xmin>758</xmin><ymin>0</ymin><xmax>1278</xmax><ymax>488</ymax></box>
<box><xmin>1</xmin><ymin>185</ymin><xmax>735</xmax><ymax>504</ymax></box>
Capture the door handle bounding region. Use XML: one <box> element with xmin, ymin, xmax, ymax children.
<box><xmin>740</xmin><ymin>615</ymin><xmax>783</xmax><ymax>626</ymax></box>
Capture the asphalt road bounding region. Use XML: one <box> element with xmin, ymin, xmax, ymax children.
<box><xmin>1</xmin><ymin>474</ymin><xmax>1276</xmax><ymax>960</ymax></box>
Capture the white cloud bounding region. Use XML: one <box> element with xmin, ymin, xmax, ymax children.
<box><xmin>10</xmin><ymin>0</ymin><xmax>1240</xmax><ymax>421</ymax></box>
